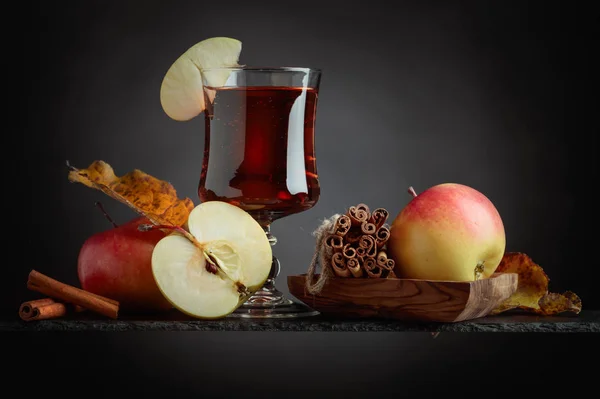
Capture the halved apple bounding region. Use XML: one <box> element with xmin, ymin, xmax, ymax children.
<box><xmin>160</xmin><ymin>37</ymin><xmax>242</xmax><ymax>121</ymax></box>
<box><xmin>151</xmin><ymin>201</ymin><xmax>272</xmax><ymax>319</ymax></box>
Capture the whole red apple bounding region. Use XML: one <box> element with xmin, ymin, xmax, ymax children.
<box><xmin>77</xmin><ymin>216</ymin><xmax>173</xmax><ymax>312</ymax></box>
<box><xmin>388</xmin><ymin>183</ymin><xmax>506</xmax><ymax>281</ymax></box>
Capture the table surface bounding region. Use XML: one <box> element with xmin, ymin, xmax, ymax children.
<box><xmin>3</xmin><ymin>310</ymin><xmax>598</xmax><ymax>332</ymax></box>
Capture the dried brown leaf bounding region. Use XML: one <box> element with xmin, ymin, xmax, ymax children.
<box><xmin>67</xmin><ymin>160</ymin><xmax>194</xmax><ymax>227</ymax></box>
<box><xmin>491</xmin><ymin>252</ymin><xmax>582</xmax><ymax>316</ymax></box>
<box><xmin>539</xmin><ymin>291</ymin><xmax>582</xmax><ymax>315</ymax></box>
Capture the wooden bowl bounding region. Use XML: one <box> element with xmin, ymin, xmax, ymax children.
<box><xmin>287</xmin><ymin>273</ymin><xmax>518</xmax><ymax>322</ymax></box>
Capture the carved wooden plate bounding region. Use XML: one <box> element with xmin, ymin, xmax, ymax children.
<box><xmin>287</xmin><ymin>272</ymin><xmax>518</xmax><ymax>322</ymax></box>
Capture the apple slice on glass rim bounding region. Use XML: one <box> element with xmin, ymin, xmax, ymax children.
<box><xmin>148</xmin><ymin>201</ymin><xmax>272</xmax><ymax>319</ymax></box>
<box><xmin>159</xmin><ymin>37</ymin><xmax>242</xmax><ymax>121</ymax></box>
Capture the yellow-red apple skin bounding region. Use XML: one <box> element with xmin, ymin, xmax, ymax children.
<box><xmin>388</xmin><ymin>183</ymin><xmax>506</xmax><ymax>281</ymax></box>
<box><xmin>77</xmin><ymin>216</ymin><xmax>173</xmax><ymax>312</ymax></box>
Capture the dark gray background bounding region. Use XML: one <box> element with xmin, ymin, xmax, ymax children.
<box><xmin>9</xmin><ymin>0</ymin><xmax>599</xmax><ymax>396</ymax></box>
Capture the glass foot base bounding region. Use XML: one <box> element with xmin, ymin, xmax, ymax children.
<box><xmin>227</xmin><ymin>251</ymin><xmax>319</xmax><ymax>318</ymax></box>
<box><xmin>229</xmin><ymin>295</ymin><xmax>320</xmax><ymax>319</ymax></box>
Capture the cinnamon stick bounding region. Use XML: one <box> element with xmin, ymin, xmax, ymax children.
<box><xmin>355</xmin><ymin>203</ymin><xmax>370</xmax><ymax>215</ymax></box>
<box><xmin>375</xmin><ymin>226</ymin><xmax>391</xmax><ymax>248</ymax></box>
<box><xmin>331</xmin><ymin>252</ymin><xmax>351</xmax><ymax>277</ymax></box>
<box><xmin>27</xmin><ymin>270</ymin><xmax>119</xmax><ymax>319</ymax></box>
<box><xmin>364</xmin><ymin>257</ymin><xmax>382</xmax><ymax>278</ymax></box>
<box><xmin>376</xmin><ymin>251</ymin><xmax>388</xmax><ymax>267</ymax></box>
<box><xmin>334</xmin><ymin>215</ymin><xmax>351</xmax><ymax>236</ymax></box>
<box><xmin>348</xmin><ymin>204</ymin><xmax>370</xmax><ymax>226</ymax></box>
<box><xmin>358</xmin><ymin>234</ymin><xmax>375</xmax><ymax>251</ymax></box>
<box><xmin>19</xmin><ymin>297</ymin><xmax>87</xmax><ymax>321</ymax></box>
<box><xmin>375</xmin><ymin>250</ymin><xmax>397</xmax><ymax>278</ymax></box>
<box><xmin>20</xmin><ymin>298</ymin><xmax>54</xmax><ymax>316</ymax></box>
<box><xmin>27</xmin><ymin>280</ymin><xmax>118</xmax><ymax>307</ymax></box>
<box><xmin>19</xmin><ymin>298</ymin><xmax>55</xmax><ymax>319</ymax></box>
<box><xmin>385</xmin><ymin>258</ymin><xmax>395</xmax><ymax>270</ymax></box>
<box><xmin>358</xmin><ymin>235</ymin><xmax>377</xmax><ymax>258</ymax></box>
<box><xmin>325</xmin><ymin>234</ymin><xmax>344</xmax><ymax>253</ymax></box>
<box><xmin>19</xmin><ymin>298</ymin><xmax>67</xmax><ymax>321</ymax></box>
<box><xmin>369</xmin><ymin>208</ymin><xmax>389</xmax><ymax>230</ymax></box>
<box><xmin>347</xmin><ymin>258</ymin><xmax>363</xmax><ymax>278</ymax></box>
<box><xmin>360</xmin><ymin>221</ymin><xmax>376</xmax><ymax>235</ymax></box>
<box><xmin>355</xmin><ymin>234</ymin><xmax>371</xmax><ymax>258</ymax></box>
<box><xmin>342</xmin><ymin>243</ymin><xmax>356</xmax><ymax>259</ymax></box>
<box><xmin>20</xmin><ymin>297</ymin><xmax>86</xmax><ymax>315</ymax></box>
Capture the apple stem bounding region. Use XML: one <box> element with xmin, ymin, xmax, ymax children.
<box><xmin>139</xmin><ymin>223</ymin><xmax>191</xmax><ymax>238</ymax></box>
<box><xmin>408</xmin><ymin>186</ymin><xmax>418</xmax><ymax>198</ymax></box>
<box><xmin>95</xmin><ymin>201</ymin><xmax>118</xmax><ymax>228</ymax></box>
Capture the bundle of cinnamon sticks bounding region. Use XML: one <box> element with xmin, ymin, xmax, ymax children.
<box><xmin>325</xmin><ymin>204</ymin><xmax>396</xmax><ymax>279</ymax></box>
<box><xmin>19</xmin><ymin>270</ymin><xmax>119</xmax><ymax>321</ymax></box>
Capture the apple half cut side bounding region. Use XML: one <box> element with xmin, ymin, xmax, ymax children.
<box><xmin>151</xmin><ymin>201</ymin><xmax>272</xmax><ymax>319</ymax></box>
<box><xmin>160</xmin><ymin>37</ymin><xmax>242</xmax><ymax>121</ymax></box>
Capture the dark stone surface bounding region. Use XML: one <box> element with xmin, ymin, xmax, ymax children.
<box><xmin>3</xmin><ymin>310</ymin><xmax>599</xmax><ymax>332</ymax></box>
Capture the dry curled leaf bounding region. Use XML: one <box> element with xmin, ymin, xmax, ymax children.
<box><xmin>539</xmin><ymin>291</ymin><xmax>582</xmax><ymax>315</ymax></box>
<box><xmin>491</xmin><ymin>252</ymin><xmax>582</xmax><ymax>316</ymax></box>
<box><xmin>67</xmin><ymin>160</ymin><xmax>194</xmax><ymax>227</ymax></box>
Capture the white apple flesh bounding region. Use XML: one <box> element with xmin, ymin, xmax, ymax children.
<box><xmin>151</xmin><ymin>201</ymin><xmax>272</xmax><ymax>319</ymax></box>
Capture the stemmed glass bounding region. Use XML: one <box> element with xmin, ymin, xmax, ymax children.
<box><xmin>199</xmin><ymin>67</ymin><xmax>322</xmax><ymax>318</ymax></box>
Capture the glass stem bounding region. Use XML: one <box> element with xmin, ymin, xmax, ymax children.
<box><xmin>262</xmin><ymin>224</ymin><xmax>280</xmax><ymax>288</ymax></box>
<box><xmin>239</xmin><ymin>224</ymin><xmax>292</xmax><ymax>306</ymax></box>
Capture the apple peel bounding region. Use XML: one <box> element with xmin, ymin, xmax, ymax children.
<box><xmin>67</xmin><ymin>160</ymin><xmax>194</xmax><ymax>227</ymax></box>
<box><xmin>491</xmin><ymin>252</ymin><xmax>582</xmax><ymax>315</ymax></box>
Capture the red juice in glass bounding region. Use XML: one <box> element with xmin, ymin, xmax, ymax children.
<box><xmin>199</xmin><ymin>86</ymin><xmax>320</xmax><ymax>226</ymax></box>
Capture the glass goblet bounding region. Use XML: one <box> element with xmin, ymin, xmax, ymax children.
<box><xmin>199</xmin><ymin>66</ymin><xmax>322</xmax><ymax>318</ymax></box>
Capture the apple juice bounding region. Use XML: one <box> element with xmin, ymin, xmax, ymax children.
<box><xmin>199</xmin><ymin>86</ymin><xmax>320</xmax><ymax>226</ymax></box>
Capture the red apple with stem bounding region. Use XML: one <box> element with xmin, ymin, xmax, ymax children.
<box><xmin>77</xmin><ymin>203</ymin><xmax>172</xmax><ymax>312</ymax></box>
<box><xmin>388</xmin><ymin>183</ymin><xmax>506</xmax><ymax>281</ymax></box>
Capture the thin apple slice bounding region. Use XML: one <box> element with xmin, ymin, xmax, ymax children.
<box><xmin>151</xmin><ymin>201</ymin><xmax>272</xmax><ymax>319</ymax></box>
<box><xmin>160</xmin><ymin>37</ymin><xmax>242</xmax><ymax>121</ymax></box>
